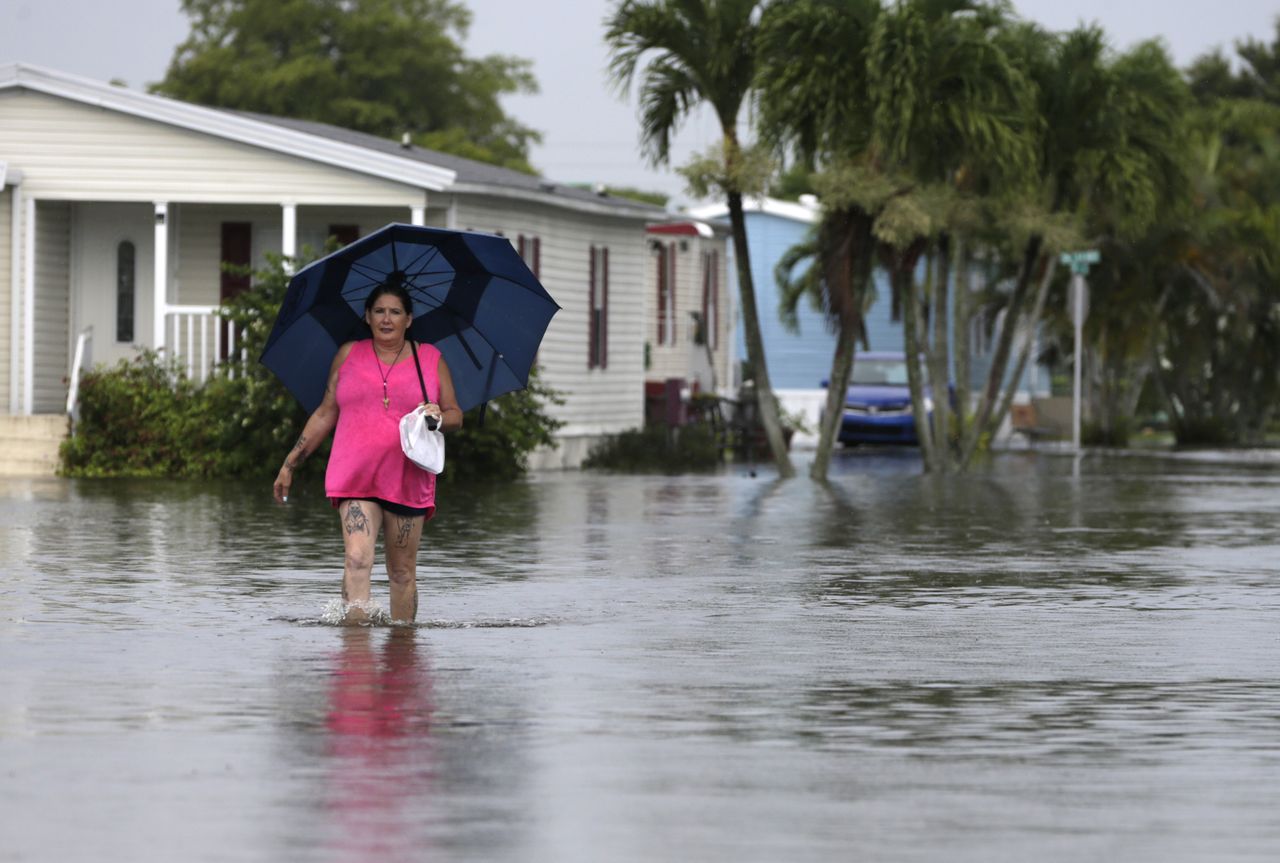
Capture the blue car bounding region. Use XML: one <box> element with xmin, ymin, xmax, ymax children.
<box><xmin>833</xmin><ymin>352</ymin><xmax>930</xmax><ymax>446</ymax></box>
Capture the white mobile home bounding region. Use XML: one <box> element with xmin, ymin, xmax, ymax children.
<box><xmin>0</xmin><ymin>63</ymin><xmax>664</xmax><ymax>471</ymax></box>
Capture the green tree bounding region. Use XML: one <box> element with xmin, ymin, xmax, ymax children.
<box><xmin>960</xmin><ymin>25</ymin><xmax>1188</xmax><ymax>464</ymax></box>
<box><xmin>606</xmin><ymin>0</ymin><xmax>795</xmax><ymax>477</ymax></box>
<box><xmin>154</xmin><ymin>0</ymin><xmax>541</xmax><ymax>172</ymax></box>
<box><xmin>761</xmin><ymin>0</ymin><xmax>1038</xmax><ymax>475</ymax></box>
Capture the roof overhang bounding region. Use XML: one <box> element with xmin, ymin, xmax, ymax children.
<box><xmin>0</xmin><ymin>63</ymin><xmax>456</xmax><ymax>191</ymax></box>
<box><xmin>450</xmin><ymin>181</ymin><xmax>663</xmax><ymax>221</ymax></box>
<box><xmin>646</xmin><ymin>220</ymin><xmax>716</xmax><ymax>238</ymax></box>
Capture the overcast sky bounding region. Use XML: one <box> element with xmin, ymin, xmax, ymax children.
<box><xmin>3</xmin><ymin>0</ymin><xmax>1277</xmax><ymax>206</ymax></box>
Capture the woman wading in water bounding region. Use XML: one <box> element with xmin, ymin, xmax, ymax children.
<box><xmin>272</xmin><ymin>282</ymin><xmax>462</xmax><ymax>623</ymax></box>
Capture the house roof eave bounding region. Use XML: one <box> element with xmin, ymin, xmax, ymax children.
<box><xmin>0</xmin><ymin>62</ymin><xmax>456</xmax><ymax>192</ymax></box>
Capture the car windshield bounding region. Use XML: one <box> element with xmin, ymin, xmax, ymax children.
<box><xmin>850</xmin><ymin>358</ymin><xmax>910</xmax><ymax>386</ymax></box>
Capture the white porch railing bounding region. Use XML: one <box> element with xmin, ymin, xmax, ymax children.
<box><xmin>165</xmin><ymin>306</ymin><xmax>244</xmax><ymax>383</ymax></box>
<box><xmin>66</xmin><ymin>325</ymin><xmax>93</xmax><ymax>421</ymax></box>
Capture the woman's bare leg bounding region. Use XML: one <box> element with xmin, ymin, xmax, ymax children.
<box><xmin>338</xmin><ymin>499</ymin><xmax>383</xmax><ymax>623</ymax></box>
<box><xmin>384</xmin><ymin>512</ymin><xmax>425</xmax><ymax>623</ymax></box>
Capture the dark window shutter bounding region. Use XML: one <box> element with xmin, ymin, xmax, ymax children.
<box><xmin>601</xmin><ymin>247</ymin><xmax>609</xmax><ymax>369</ymax></box>
<box><xmin>657</xmin><ymin>245</ymin><xmax>667</xmax><ymax>345</ymax></box>
<box><xmin>669</xmin><ymin>243</ymin><xmax>677</xmax><ymax>344</ymax></box>
<box><xmin>328</xmin><ymin>224</ymin><xmax>359</xmax><ymax>247</ymax></box>
<box><xmin>220</xmin><ymin>222</ymin><xmax>252</xmax><ymax>302</ymax></box>
<box><xmin>533</xmin><ymin>237</ymin><xmax>541</xmax><ymax>279</ymax></box>
<box><xmin>588</xmin><ymin>245</ymin><xmax>598</xmax><ymax>368</ymax></box>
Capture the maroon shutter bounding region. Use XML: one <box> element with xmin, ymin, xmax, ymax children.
<box><xmin>588</xmin><ymin>246</ymin><xmax>598</xmax><ymax>368</ymax></box>
<box><xmin>220</xmin><ymin>222</ymin><xmax>252</xmax><ymax>302</ymax></box>
<box><xmin>669</xmin><ymin>243</ymin><xmax>677</xmax><ymax>344</ymax></box>
<box><xmin>710</xmin><ymin>251</ymin><xmax>719</xmax><ymax>351</ymax></box>
<box><xmin>328</xmin><ymin>224</ymin><xmax>360</xmax><ymax>247</ymax></box>
<box><xmin>657</xmin><ymin>245</ymin><xmax>667</xmax><ymax>345</ymax></box>
<box><xmin>601</xmin><ymin>247</ymin><xmax>609</xmax><ymax>369</ymax></box>
<box><xmin>533</xmin><ymin>237</ymin><xmax>541</xmax><ymax>278</ymax></box>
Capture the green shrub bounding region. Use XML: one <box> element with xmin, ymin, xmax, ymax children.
<box><xmin>583</xmin><ymin>423</ymin><xmax>724</xmax><ymax>472</ymax></box>
<box><xmin>442</xmin><ymin>369</ymin><xmax>565</xmax><ymax>484</ymax></box>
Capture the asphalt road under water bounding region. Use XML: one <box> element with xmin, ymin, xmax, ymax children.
<box><xmin>1</xmin><ymin>450</ymin><xmax>1278</xmax><ymax>862</ymax></box>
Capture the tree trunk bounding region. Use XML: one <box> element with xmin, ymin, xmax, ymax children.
<box><xmin>960</xmin><ymin>236</ymin><xmax>1043</xmax><ymax>465</ymax></box>
<box><xmin>964</xmin><ymin>253</ymin><xmax>1057</xmax><ymax>469</ymax></box>
<box><xmin>929</xmin><ymin>234</ymin><xmax>953</xmax><ymax>472</ymax></box>
<box><xmin>810</xmin><ymin>208</ymin><xmax>873</xmax><ymax>481</ymax></box>
<box><xmin>953</xmin><ymin>238</ymin><xmax>973</xmax><ymax>446</ymax></box>
<box><xmin>895</xmin><ymin>241</ymin><xmax>937</xmax><ymax>472</ymax></box>
<box><xmin>727</xmin><ymin>189</ymin><xmax>795</xmax><ymax>477</ymax></box>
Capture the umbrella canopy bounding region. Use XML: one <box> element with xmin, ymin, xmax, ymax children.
<box><xmin>261</xmin><ymin>223</ymin><xmax>560</xmax><ymax>413</ymax></box>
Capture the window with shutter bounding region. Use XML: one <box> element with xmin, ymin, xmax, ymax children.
<box><xmin>589</xmin><ymin>245</ymin><xmax>609</xmax><ymax>369</ymax></box>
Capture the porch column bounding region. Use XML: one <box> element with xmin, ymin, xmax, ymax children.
<box><xmin>410</xmin><ymin>204</ymin><xmax>425</xmax><ymax>226</ymax></box>
<box><xmin>21</xmin><ymin>195</ymin><xmax>34</xmax><ymax>414</ymax></box>
<box><xmin>281</xmin><ymin>202</ymin><xmax>297</xmax><ymax>274</ymax></box>
<box><xmin>7</xmin><ymin>173</ymin><xmax>21</xmax><ymax>414</ymax></box>
<box><xmin>152</xmin><ymin>202</ymin><xmax>169</xmax><ymax>352</ymax></box>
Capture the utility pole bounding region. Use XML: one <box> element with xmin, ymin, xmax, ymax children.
<box><xmin>1060</xmin><ymin>250</ymin><xmax>1099</xmax><ymax>453</ymax></box>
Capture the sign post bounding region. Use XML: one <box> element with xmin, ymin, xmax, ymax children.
<box><xmin>1060</xmin><ymin>250</ymin><xmax>1099</xmax><ymax>453</ymax></box>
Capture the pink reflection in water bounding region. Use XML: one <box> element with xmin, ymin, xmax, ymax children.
<box><xmin>324</xmin><ymin>627</ymin><xmax>435</xmax><ymax>860</ymax></box>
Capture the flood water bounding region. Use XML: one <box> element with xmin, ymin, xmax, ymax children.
<box><xmin>1</xmin><ymin>451</ymin><xmax>1278</xmax><ymax>862</ymax></box>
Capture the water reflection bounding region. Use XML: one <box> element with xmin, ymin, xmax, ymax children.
<box><xmin>323</xmin><ymin>628</ymin><xmax>434</xmax><ymax>863</ymax></box>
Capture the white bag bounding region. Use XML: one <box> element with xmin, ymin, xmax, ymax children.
<box><xmin>399</xmin><ymin>406</ymin><xmax>445</xmax><ymax>474</ymax></box>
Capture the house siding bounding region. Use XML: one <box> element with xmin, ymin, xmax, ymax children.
<box><xmin>34</xmin><ymin>201</ymin><xmax>70</xmax><ymax>413</ymax></box>
<box><xmin>451</xmin><ymin>194</ymin><xmax>646</xmax><ymax>443</ymax></box>
<box><xmin>0</xmin><ymin>90</ymin><xmax>424</xmax><ymax>207</ymax></box>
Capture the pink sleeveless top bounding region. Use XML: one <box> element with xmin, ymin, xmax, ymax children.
<box><xmin>325</xmin><ymin>340</ymin><xmax>440</xmax><ymax>518</ymax></box>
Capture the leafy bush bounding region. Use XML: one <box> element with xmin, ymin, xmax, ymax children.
<box><xmin>443</xmin><ymin>369</ymin><xmax>565</xmax><ymax>484</ymax></box>
<box><xmin>583</xmin><ymin>423</ymin><xmax>724</xmax><ymax>472</ymax></box>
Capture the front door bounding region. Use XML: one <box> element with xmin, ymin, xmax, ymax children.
<box><xmin>70</xmin><ymin>202</ymin><xmax>155</xmax><ymax>370</ymax></box>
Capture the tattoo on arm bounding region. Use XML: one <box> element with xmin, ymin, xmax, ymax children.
<box><xmin>344</xmin><ymin>501</ymin><xmax>370</xmax><ymax>536</ymax></box>
<box><xmin>285</xmin><ymin>434</ymin><xmax>309</xmax><ymax>471</ymax></box>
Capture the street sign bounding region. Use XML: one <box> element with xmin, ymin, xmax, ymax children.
<box><xmin>1060</xmin><ymin>249</ymin><xmax>1100</xmax><ymax>274</ymax></box>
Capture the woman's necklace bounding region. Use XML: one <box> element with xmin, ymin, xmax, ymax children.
<box><xmin>373</xmin><ymin>342</ymin><xmax>405</xmax><ymax>410</ymax></box>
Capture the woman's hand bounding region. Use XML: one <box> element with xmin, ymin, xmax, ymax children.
<box><xmin>273</xmin><ymin>465</ymin><xmax>293</xmax><ymax>503</ymax></box>
<box><xmin>421</xmin><ymin>401</ymin><xmax>444</xmax><ymax>429</ymax></box>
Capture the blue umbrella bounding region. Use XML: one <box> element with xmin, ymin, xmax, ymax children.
<box><xmin>261</xmin><ymin>223</ymin><xmax>559</xmax><ymax>413</ymax></box>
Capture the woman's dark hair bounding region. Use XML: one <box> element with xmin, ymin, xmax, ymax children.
<box><xmin>364</xmin><ymin>281</ymin><xmax>413</xmax><ymax>316</ymax></box>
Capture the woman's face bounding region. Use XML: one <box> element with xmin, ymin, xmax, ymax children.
<box><xmin>366</xmin><ymin>293</ymin><xmax>411</xmax><ymax>341</ymax></box>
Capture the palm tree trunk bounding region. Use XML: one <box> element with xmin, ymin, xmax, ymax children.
<box><xmin>961</xmin><ymin>236</ymin><xmax>1044</xmax><ymax>464</ymax></box>
<box><xmin>896</xmin><ymin>241</ymin><xmax>937</xmax><ymax>472</ymax></box>
<box><xmin>953</xmin><ymin>238</ymin><xmax>973</xmax><ymax>446</ymax></box>
<box><xmin>811</xmin><ymin>208</ymin><xmax>873</xmax><ymax>481</ymax></box>
<box><xmin>727</xmin><ymin>189</ymin><xmax>795</xmax><ymax>477</ymax></box>
<box><xmin>966</xmin><ymin>254</ymin><xmax>1057</xmax><ymax>468</ymax></box>
<box><xmin>929</xmin><ymin>235</ymin><xmax>953</xmax><ymax>472</ymax></box>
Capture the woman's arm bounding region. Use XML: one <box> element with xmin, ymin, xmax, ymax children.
<box><xmin>273</xmin><ymin>344</ymin><xmax>352</xmax><ymax>503</ymax></box>
<box><xmin>428</xmin><ymin>356</ymin><xmax>464</xmax><ymax>433</ymax></box>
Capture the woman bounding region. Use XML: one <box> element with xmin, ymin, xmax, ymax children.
<box><xmin>273</xmin><ymin>283</ymin><xmax>462</xmax><ymax>623</ymax></box>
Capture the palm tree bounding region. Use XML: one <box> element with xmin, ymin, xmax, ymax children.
<box><xmin>761</xmin><ymin>0</ymin><xmax>1037</xmax><ymax>474</ymax></box>
<box><xmin>961</xmin><ymin>27</ymin><xmax>1190</xmax><ymax>465</ymax></box>
<box><xmin>606</xmin><ymin>0</ymin><xmax>795</xmax><ymax>476</ymax></box>
<box><xmin>757</xmin><ymin>0</ymin><xmax>882</xmax><ymax>479</ymax></box>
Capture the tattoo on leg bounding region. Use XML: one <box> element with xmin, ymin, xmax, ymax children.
<box><xmin>394</xmin><ymin>516</ymin><xmax>413</xmax><ymax>548</ymax></box>
<box><xmin>344</xmin><ymin>501</ymin><xmax>370</xmax><ymax>535</ymax></box>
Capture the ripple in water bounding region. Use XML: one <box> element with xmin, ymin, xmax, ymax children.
<box><xmin>273</xmin><ymin>599</ymin><xmax>556</xmax><ymax>629</ymax></box>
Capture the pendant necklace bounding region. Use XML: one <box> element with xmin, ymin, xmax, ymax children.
<box><xmin>373</xmin><ymin>342</ymin><xmax>405</xmax><ymax>410</ymax></box>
